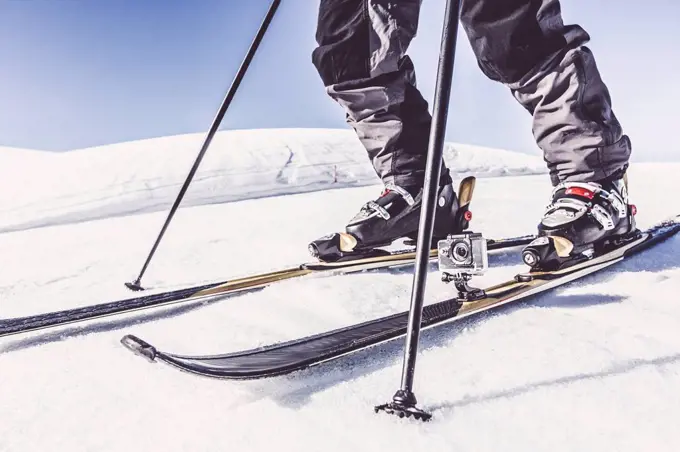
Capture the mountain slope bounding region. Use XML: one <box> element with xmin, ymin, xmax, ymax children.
<box><xmin>0</xmin><ymin>128</ymin><xmax>546</xmax><ymax>232</ymax></box>
<box><xmin>1</xmin><ymin>132</ymin><xmax>679</xmax><ymax>452</ymax></box>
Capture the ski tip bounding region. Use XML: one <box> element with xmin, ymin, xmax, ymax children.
<box><xmin>120</xmin><ymin>334</ymin><xmax>158</xmax><ymax>362</ymax></box>
<box><xmin>125</xmin><ymin>281</ymin><xmax>145</xmax><ymax>292</ymax></box>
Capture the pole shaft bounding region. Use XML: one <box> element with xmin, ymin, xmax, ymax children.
<box><xmin>399</xmin><ymin>0</ymin><xmax>462</xmax><ymax>393</ymax></box>
<box><xmin>130</xmin><ymin>0</ymin><xmax>282</xmax><ymax>285</ymax></box>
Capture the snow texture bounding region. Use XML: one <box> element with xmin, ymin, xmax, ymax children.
<box><xmin>0</xmin><ymin>128</ymin><xmax>546</xmax><ymax>233</ymax></box>
<box><xmin>1</xmin><ymin>129</ymin><xmax>679</xmax><ymax>452</ymax></box>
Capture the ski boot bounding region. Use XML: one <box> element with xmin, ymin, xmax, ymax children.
<box><xmin>308</xmin><ymin>176</ymin><xmax>476</xmax><ymax>262</ymax></box>
<box><xmin>522</xmin><ymin>175</ymin><xmax>637</xmax><ymax>271</ymax></box>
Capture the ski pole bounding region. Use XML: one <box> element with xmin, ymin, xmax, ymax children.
<box><xmin>125</xmin><ymin>0</ymin><xmax>282</xmax><ymax>291</ymax></box>
<box><xmin>375</xmin><ymin>0</ymin><xmax>462</xmax><ymax>421</ymax></box>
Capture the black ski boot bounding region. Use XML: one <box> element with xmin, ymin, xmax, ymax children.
<box><xmin>309</xmin><ymin>176</ymin><xmax>475</xmax><ymax>262</ymax></box>
<box><xmin>522</xmin><ymin>175</ymin><xmax>637</xmax><ymax>271</ymax></box>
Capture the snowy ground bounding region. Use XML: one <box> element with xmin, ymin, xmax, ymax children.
<box><xmin>1</xmin><ymin>130</ymin><xmax>680</xmax><ymax>452</ymax></box>
<box><xmin>0</xmin><ymin>128</ymin><xmax>546</xmax><ymax>233</ymax></box>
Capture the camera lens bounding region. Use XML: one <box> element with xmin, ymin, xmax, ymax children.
<box><xmin>451</xmin><ymin>242</ymin><xmax>470</xmax><ymax>262</ymax></box>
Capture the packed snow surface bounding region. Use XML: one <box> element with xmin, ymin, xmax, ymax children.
<box><xmin>1</xmin><ymin>129</ymin><xmax>679</xmax><ymax>452</ymax></box>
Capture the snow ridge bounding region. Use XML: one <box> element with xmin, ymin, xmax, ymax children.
<box><xmin>0</xmin><ymin>128</ymin><xmax>546</xmax><ymax>232</ymax></box>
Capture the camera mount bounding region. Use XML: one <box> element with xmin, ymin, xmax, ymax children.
<box><xmin>438</xmin><ymin>232</ymin><xmax>488</xmax><ymax>301</ymax></box>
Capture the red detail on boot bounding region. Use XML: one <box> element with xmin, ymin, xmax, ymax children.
<box><xmin>464</xmin><ymin>210</ymin><xmax>473</xmax><ymax>221</ymax></box>
<box><xmin>631</xmin><ymin>204</ymin><xmax>637</xmax><ymax>216</ymax></box>
<box><xmin>380</xmin><ymin>189</ymin><xmax>392</xmax><ymax>197</ymax></box>
<box><xmin>565</xmin><ymin>186</ymin><xmax>595</xmax><ymax>199</ymax></box>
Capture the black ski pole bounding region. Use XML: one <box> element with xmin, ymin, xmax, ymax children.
<box><xmin>125</xmin><ymin>0</ymin><xmax>282</xmax><ymax>291</ymax></box>
<box><xmin>374</xmin><ymin>0</ymin><xmax>462</xmax><ymax>422</ymax></box>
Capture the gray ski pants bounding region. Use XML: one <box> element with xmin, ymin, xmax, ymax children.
<box><xmin>312</xmin><ymin>0</ymin><xmax>632</xmax><ymax>187</ymax></box>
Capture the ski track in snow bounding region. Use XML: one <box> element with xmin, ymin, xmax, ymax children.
<box><xmin>1</xmin><ymin>131</ymin><xmax>680</xmax><ymax>452</ymax></box>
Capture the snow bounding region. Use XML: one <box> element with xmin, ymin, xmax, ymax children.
<box><xmin>0</xmin><ymin>128</ymin><xmax>546</xmax><ymax>233</ymax></box>
<box><xmin>1</xmin><ymin>128</ymin><xmax>679</xmax><ymax>452</ymax></box>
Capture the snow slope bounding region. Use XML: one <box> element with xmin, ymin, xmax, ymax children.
<box><xmin>1</xmin><ymin>131</ymin><xmax>679</xmax><ymax>452</ymax></box>
<box><xmin>0</xmin><ymin>128</ymin><xmax>546</xmax><ymax>233</ymax></box>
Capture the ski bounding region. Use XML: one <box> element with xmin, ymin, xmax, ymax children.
<box><xmin>0</xmin><ymin>234</ymin><xmax>533</xmax><ymax>338</ymax></box>
<box><xmin>120</xmin><ymin>215</ymin><xmax>679</xmax><ymax>379</ymax></box>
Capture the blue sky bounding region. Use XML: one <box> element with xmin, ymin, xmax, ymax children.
<box><xmin>0</xmin><ymin>0</ymin><xmax>678</xmax><ymax>162</ymax></box>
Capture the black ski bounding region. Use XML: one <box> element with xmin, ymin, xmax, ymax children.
<box><xmin>121</xmin><ymin>215</ymin><xmax>679</xmax><ymax>379</ymax></box>
<box><xmin>0</xmin><ymin>234</ymin><xmax>533</xmax><ymax>338</ymax></box>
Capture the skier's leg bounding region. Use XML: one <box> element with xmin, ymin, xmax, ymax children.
<box><xmin>311</xmin><ymin>0</ymin><xmax>451</xmax><ymax>189</ymax></box>
<box><xmin>458</xmin><ymin>0</ymin><xmax>635</xmax><ymax>266</ymax></box>
<box><xmin>308</xmin><ymin>0</ymin><xmax>468</xmax><ymax>259</ymax></box>
<box><xmin>460</xmin><ymin>0</ymin><xmax>631</xmax><ymax>186</ymax></box>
